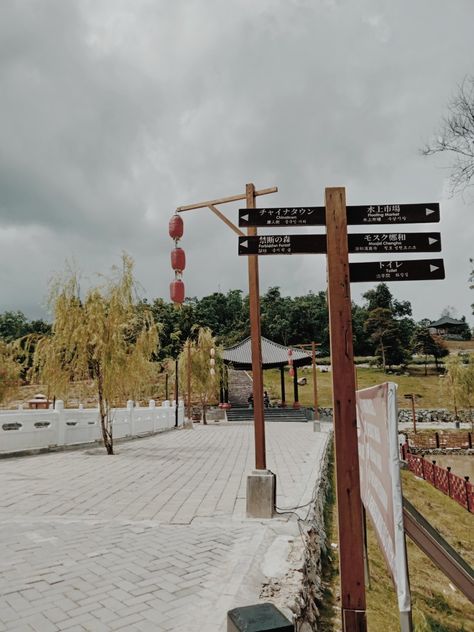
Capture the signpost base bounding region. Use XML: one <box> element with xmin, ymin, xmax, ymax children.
<box><xmin>246</xmin><ymin>470</ymin><xmax>276</xmax><ymax>519</ymax></box>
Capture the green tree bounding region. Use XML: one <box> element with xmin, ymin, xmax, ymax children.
<box><xmin>260</xmin><ymin>287</ymin><xmax>294</xmax><ymax>346</ymax></box>
<box><xmin>412</xmin><ymin>327</ymin><xmax>449</xmax><ymax>374</ymax></box>
<box><xmin>31</xmin><ymin>255</ymin><xmax>158</xmax><ymax>454</ymax></box>
<box><xmin>147</xmin><ymin>298</ymin><xmax>195</xmax><ymax>360</ymax></box>
<box><xmin>363</xmin><ymin>283</ymin><xmax>412</xmax><ymax>317</ymax></box>
<box><xmin>352</xmin><ymin>302</ymin><xmax>371</xmax><ymax>356</ymax></box>
<box><xmin>0</xmin><ymin>311</ymin><xmax>51</xmax><ymax>342</ymax></box>
<box><xmin>364</xmin><ymin>308</ymin><xmax>408</xmax><ymax>370</ymax></box>
<box><xmin>290</xmin><ymin>291</ymin><xmax>329</xmax><ymax>352</ymax></box>
<box><xmin>194</xmin><ymin>290</ymin><xmax>247</xmax><ymax>344</ymax></box>
<box><xmin>0</xmin><ymin>311</ymin><xmax>29</xmax><ymax>342</ymax></box>
<box><xmin>362</xmin><ymin>284</ymin><xmax>414</xmax><ymax>369</ymax></box>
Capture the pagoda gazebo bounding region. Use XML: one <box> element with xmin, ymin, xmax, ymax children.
<box><xmin>222</xmin><ymin>336</ymin><xmax>313</xmax><ymax>408</ymax></box>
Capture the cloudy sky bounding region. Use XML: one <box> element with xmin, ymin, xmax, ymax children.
<box><xmin>1</xmin><ymin>0</ymin><xmax>473</xmax><ymax>323</ymax></box>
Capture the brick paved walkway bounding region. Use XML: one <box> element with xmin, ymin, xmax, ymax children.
<box><xmin>0</xmin><ymin>422</ymin><xmax>330</xmax><ymax>631</ymax></box>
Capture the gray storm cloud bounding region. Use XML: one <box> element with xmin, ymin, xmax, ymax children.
<box><xmin>0</xmin><ymin>0</ymin><xmax>473</xmax><ymax>321</ymax></box>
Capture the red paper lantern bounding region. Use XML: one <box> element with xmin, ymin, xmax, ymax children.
<box><xmin>171</xmin><ymin>247</ymin><xmax>186</xmax><ymax>272</ymax></box>
<box><xmin>169</xmin><ymin>214</ymin><xmax>184</xmax><ymax>240</ymax></box>
<box><xmin>170</xmin><ymin>279</ymin><xmax>185</xmax><ymax>304</ymax></box>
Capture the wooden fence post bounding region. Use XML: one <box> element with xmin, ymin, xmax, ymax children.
<box><xmin>435</xmin><ymin>432</ymin><xmax>440</xmax><ymax>448</ymax></box>
<box><xmin>432</xmin><ymin>461</ymin><xmax>437</xmax><ymax>489</ymax></box>
<box><xmin>465</xmin><ymin>477</ymin><xmax>471</xmax><ymax>512</ymax></box>
<box><xmin>447</xmin><ymin>467</ymin><xmax>452</xmax><ymax>497</ymax></box>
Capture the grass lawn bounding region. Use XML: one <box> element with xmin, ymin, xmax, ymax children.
<box><xmin>365</xmin><ymin>470</ymin><xmax>474</xmax><ymax>631</ymax></box>
<box><xmin>262</xmin><ymin>366</ymin><xmax>451</xmax><ymax>410</ymax></box>
<box><xmin>324</xmin><ymin>460</ymin><xmax>474</xmax><ymax>631</ymax></box>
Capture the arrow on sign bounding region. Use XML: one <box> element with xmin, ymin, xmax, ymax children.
<box><xmin>426</xmin><ymin>208</ymin><xmax>436</xmax><ymax>216</ymax></box>
<box><xmin>428</xmin><ymin>237</ymin><xmax>438</xmax><ymax>245</ymax></box>
<box><xmin>240</xmin><ymin>240</ymin><xmax>248</xmax><ymax>249</ymax></box>
<box><xmin>430</xmin><ymin>264</ymin><xmax>440</xmax><ymax>272</ymax></box>
<box><xmin>240</xmin><ymin>213</ymin><xmax>249</xmax><ymax>223</ymax></box>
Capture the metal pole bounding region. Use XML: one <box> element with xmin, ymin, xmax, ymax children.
<box><xmin>247</xmin><ymin>182</ymin><xmax>266</xmax><ymax>470</ymax></box>
<box><xmin>326</xmin><ymin>186</ymin><xmax>367</xmax><ymax>631</ymax></box>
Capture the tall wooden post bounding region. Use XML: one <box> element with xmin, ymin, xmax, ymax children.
<box><xmin>247</xmin><ymin>182</ymin><xmax>266</xmax><ymax>470</ymax></box>
<box><xmin>293</xmin><ymin>365</ymin><xmax>299</xmax><ymax>408</ymax></box>
<box><xmin>174</xmin><ymin>357</ymin><xmax>179</xmax><ymax>428</ymax></box>
<box><xmin>187</xmin><ymin>341</ymin><xmax>192</xmax><ymax>421</ymax></box>
<box><xmin>280</xmin><ymin>366</ymin><xmax>286</xmax><ymax>407</ymax></box>
<box><xmin>312</xmin><ymin>341</ymin><xmax>319</xmax><ymax>420</ymax></box>
<box><xmin>326</xmin><ymin>187</ymin><xmax>367</xmax><ymax>631</ymax></box>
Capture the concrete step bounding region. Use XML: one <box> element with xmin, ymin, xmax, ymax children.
<box><xmin>227</xmin><ymin>369</ymin><xmax>253</xmax><ymax>407</ymax></box>
<box><xmin>226</xmin><ymin>407</ymin><xmax>309</xmax><ymax>423</ymax></box>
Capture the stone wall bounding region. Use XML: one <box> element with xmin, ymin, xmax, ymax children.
<box><xmin>317</xmin><ymin>406</ymin><xmax>472</xmax><ymax>424</ymax></box>
<box><xmin>259</xmin><ymin>434</ymin><xmax>333</xmax><ymax>631</ymax></box>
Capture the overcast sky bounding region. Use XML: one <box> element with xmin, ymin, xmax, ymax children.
<box><xmin>1</xmin><ymin>0</ymin><xmax>473</xmax><ymax>324</ymax></box>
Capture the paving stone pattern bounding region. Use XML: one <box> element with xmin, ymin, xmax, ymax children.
<box><xmin>0</xmin><ymin>423</ymin><xmax>329</xmax><ymax>631</ymax></box>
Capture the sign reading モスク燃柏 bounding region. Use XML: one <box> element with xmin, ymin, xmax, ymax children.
<box><xmin>356</xmin><ymin>382</ymin><xmax>411</xmax><ymax>615</ymax></box>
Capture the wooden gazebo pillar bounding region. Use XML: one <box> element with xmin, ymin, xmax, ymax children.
<box><xmin>293</xmin><ymin>366</ymin><xmax>300</xmax><ymax>409</ymax></box>
<box><xmin>280</xmin><ymin>367</ymin><xmax>286</xmax><ymax>407</ymax></box>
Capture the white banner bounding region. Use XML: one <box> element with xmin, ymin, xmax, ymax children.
<box><xmin>356</xmin><ymin>382</ymin><xmax>411</xmax><ymax>613</ymax></box>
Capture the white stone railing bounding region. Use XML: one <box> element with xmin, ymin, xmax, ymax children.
<box><xmin>0</xmin><ymin>399</ymin><xmax>184</xmax><ymax>455</ymax></box>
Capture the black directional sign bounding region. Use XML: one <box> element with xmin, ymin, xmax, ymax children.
<box><xmin>238</xmin><ymin>234</ymin><xmax>326</xmax><ymax>255</ymax></box>
<box><xmin>347</xmin><ymin>232</ymin><xmax>441</xmax><ymax>253</ymax></box>
<box><xmin>239</xmin><ymin>203</ymin><xmax>440</xmax><ymax>227</ymax></box>
<box><xmin>239</xmin><ymin>232</ymin><xmax>441</xmax><ymax>256</ymax></box>
<box><xmin>239</xmin><ymin>207</ymin><xmax>325</xmax><ymax>227</ymax></box>
<box><xmin>346</xmin><ymin>203</ymin><xmax>440</xmax><ymax>225</ymax></box>
<box><xmin>349</xmin><ymin>259</ymin><xmax>445</xmax><ymax>283</ymax></box>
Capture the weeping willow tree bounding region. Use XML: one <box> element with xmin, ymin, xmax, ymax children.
<box><xmin>0</xmin><ymin>341</ymin><xmax>22</xmax><ymax>404</ymax></box>
<box><xmin>31</xmin><ymin>254</ymin><xmax>158</xmax><ymax>454</ymax></box>
<box><xmin>179</xmin><ymin>327</ymin><xmax>220</xmax><ymax>424</ymax></box>
<box><xmin>442</xmin><ymin>355</ymin><xmax>465</xmax><ymax>419</ymax></box>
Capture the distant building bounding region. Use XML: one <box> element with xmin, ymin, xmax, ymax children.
<box><xmin>428</xmin><ymin>316</ymin><xmax>471</xmax><ymax>340</ymax></box>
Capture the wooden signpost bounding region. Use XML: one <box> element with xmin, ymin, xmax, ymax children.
<box><xmin>238</xmin><ymin>188</ymin><xmax>444</xmax><ymax>632</ymax></box>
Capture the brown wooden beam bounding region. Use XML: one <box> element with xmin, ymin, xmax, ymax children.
<box><xmin>177</xmin><ymin>186</ymin><xmax>278</xmax><ymax>211</ymax></box>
